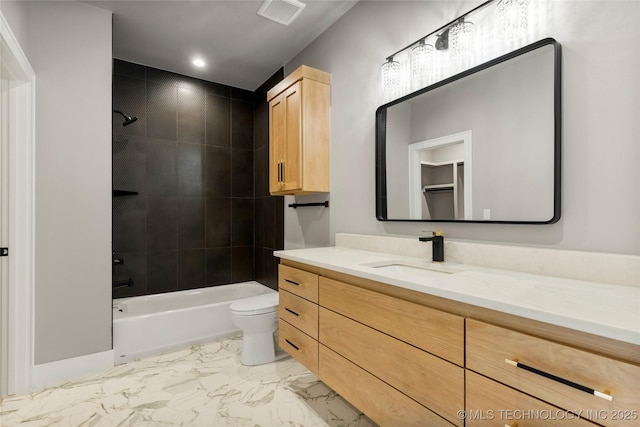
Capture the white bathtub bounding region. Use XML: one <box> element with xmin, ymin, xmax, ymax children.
<box><xmin>113</xmin><ymin>281</ymin><xmax>276</xmax><ymax>364</ymax></box>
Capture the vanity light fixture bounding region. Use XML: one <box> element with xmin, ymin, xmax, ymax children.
<box><xmin>380</xmin><ymin>1</ymin><xmax>491</xmax><ymax>98</ymax></box>
<box><xmin>381</xmin><ymin>56</ymin><xmax>401</xmax><ymax>98</ymax></box>
<box><xmin>380</xmin><ymin>0</ymin><xmax>531</xmax><ymax>100</ymax></box>
<box><xmin>448</xmin><ymin>17</ymin><xmax>476</xmax><ymax>63</ymax></box>
<box><xmin>497</xmin><ymin>0</ymin><xmax>528</xmax><ymax>39</ymax></box>
<box><xmin>410</xmin><ymin>40</ymin><xmax>434</xmax><ymax>85</ymax></box>
<box><xmin>435</xmin><ymin>29</ymin><xmax>449</xmax><ymax>51</ymax></box>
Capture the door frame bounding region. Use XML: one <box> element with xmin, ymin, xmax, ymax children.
<box><xmin>408</xmin><ymin>130</ymin><xmax>473</xmax><ymax>220</ymax></box>
<box><xmin>0</xmin><ymin>11</ymin><xmax>35</xmax><ymax>395</ymax></box>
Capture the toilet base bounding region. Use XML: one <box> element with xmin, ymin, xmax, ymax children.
<box><xmin>239</xmin><ymin>331</ymin><xmax>289</xmax><ymax>366</ymax></box>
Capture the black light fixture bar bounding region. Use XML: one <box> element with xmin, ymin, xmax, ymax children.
<box><xmin>385</xmin><ymin>0</ymin><xmax>494</xmax><ymax>61</ymax></box>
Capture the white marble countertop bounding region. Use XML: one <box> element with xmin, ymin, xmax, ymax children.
<box><xmin>274</xmin><ymin>246</ymin><xmax>640</xmax><ymax>346</ymax></box>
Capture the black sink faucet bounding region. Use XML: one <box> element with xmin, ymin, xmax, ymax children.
<box><xmin>419</xmin><ymin>231</ymin><xmax>445</xmax><ymax>262</ymax></box>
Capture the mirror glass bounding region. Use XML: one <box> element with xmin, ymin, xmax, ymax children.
<box><xmin>376</xmin><ymin>39</ymin><xmax>561</xmax><ymax>223</ymax></box>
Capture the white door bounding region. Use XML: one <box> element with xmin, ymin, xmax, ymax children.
<box><xmin>0</xmin><ymin>12</ymin><xmax>36</xmax><ymax>395</ymax></box>
<box><xmin>0</xmin><ymin>75</ymin><xmax>9</xmax><ymax>396</ymax></box>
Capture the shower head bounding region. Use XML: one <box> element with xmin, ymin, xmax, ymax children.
<box><xmin>113</xmin><ymin>110</ymin><xmax>138</xmax><ymax>127</ymax></box>
<box><xmin>123</xmin><ymin>116</ymin><xmax>137</xmax><ymax>126</ymax></box>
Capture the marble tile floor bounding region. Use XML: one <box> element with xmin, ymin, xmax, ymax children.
<box><xmin>0</xmin><ymin>336</ymin><xmax>377</xmax><ymax>426</ymax></box>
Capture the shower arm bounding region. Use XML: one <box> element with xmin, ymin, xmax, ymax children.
<box><xmin>113</xmin><ymin>110</ymin><xmax>138</xmax><ymax>126</ymax></box>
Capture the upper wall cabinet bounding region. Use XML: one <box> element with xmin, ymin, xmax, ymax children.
<box><xmin>267</xmin><ymin>65</ymin><xmax>331</xmax><ymax>196</ymax></box>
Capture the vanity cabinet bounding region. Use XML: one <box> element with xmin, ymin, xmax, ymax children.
<box><xmin>466</xmin><ymin>319</ymin><xmax>640</xmax><ymax>427</ymax></box>
<box><xmin>278</xmin><ymin>263</ymin><xmax>464</xmax><ymax>426</ymax></box>
<box><xmin>319</xmin><ymin>278</ymin><xmax>465</xmax><ymax>426</ymax></box>
<box><xmin>277</xmin><ymin>261</ymin><xmax>639</xmax><ymax>427</ymax></box>
<box><xmin>277</xmin><ymin>264</ymin><xmax>319</xmax><ymax>374</ymax></box>
<box><xmin>267</xmin><ymin>65</ymin><xmax>330</xmax><ymax>196</ymax></box>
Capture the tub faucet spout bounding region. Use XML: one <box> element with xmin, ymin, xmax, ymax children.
<box><xmin>113</xmin><ymin>278</ymin><xmax>134</xmax><ymax>289</ymax></box>
<box><xmin>419</xmin><ymin>231</ymin><xmax>444</xmax><ymax>262</ymax></box>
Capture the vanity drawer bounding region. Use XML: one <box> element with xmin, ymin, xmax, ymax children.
<box><xmin>279</xmin><ymin>319</ymin><xmax>318</xmax><ymax>374</ymax></box>
<box><xmin>278</xmin><ymin>289</ymin><xmax>318</xmax><ymax>339</ymax></box>
<box><xmin>278</xmin><ymin>264</ymin><xmax>319</xmax><ymax>303</ymax></box>
<box><xmin>466</xmin><ymin>370</ymin><xmax>600</xmax><ymax>427</ymax></box>
<box><xmin>319</xmin><ymin>344</ymin><xmax>454</xmax><ymax>427</ymax></box>
<box><xmin>320</xmin><ymin>307</ymin><xmax>464</xmax><ymax>426</ymax></box>
<box><xmin>318</xmin><ymin>277</ymin><xmax>464</xmax><ymax>365</ymax></box>
<box><xmin>467</xmin><ymin>320</ymin><xmax>640</xmax><ymax>427</ymax></box>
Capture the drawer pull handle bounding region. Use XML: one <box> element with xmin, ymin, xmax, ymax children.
<box><xmin>505</xmin><ymin>359</ymin><xmax>613</xmax><ymax>401</ymax></box>
<box><xmin>285</xmin><ymin>307</ymin><xmax>301</xmax><ymax>317</ymax></box>
<box><xmin>284</xmin><ymin>279</ymin><xmax>300</xmax><ymax>286</ymax></box>
<box><xmin>285</xmin><ymin>339</ymin><xmax>302</xmax><ymax>352</ymax></box>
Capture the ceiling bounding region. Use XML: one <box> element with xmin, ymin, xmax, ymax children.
<box><xmin>86</xmin><ymin>0</ymin><xmax>358</xmax><ymax>91</ymax></box>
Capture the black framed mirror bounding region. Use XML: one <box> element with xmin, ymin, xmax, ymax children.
<box><xmin>376</xmin><ymin>38</ymin><xmax>561</xmax><ymax>224</ymax></box>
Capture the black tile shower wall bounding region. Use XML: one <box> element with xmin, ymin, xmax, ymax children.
<box><xmin>112</xmin><ymin>59</ymin><xmax>258</xmax><ymax>298</ymax></box>
<box><xmin>254</xmin><ymin>68</ymin><xmax>285</xmax><ymax>291</ymax></box>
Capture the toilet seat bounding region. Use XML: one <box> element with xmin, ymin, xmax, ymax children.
<box><xmin>229</xmin><ymin>292</ymin><xmax>279</xmax><ymax>316</ymax></box>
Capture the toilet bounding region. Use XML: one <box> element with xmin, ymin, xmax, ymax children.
<box><xmin>229</xmin><ymin>292</ymin><xmax>285</xmax><ymax>366</ymax></box>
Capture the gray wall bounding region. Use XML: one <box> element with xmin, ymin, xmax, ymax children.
<box><xmin>285</xmin><ymin>0</ymin><xmax>640</xmax><ymax>255</ymax></box>
<box><xmin>26</xmin><ymin>1</ymin><xmax>113</xmax><ymax>364</ymax></box>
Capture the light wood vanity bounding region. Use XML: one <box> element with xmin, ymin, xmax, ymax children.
<box><xmin>277</xmin><ymin>259</ymin><xmax>640</xmax><ymax>427</ymax></box>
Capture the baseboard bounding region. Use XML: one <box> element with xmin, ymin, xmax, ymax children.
<box><xmin>31</xmin><ymin>349</ymin><xmax>114</xmax><ymax>390</ymax></box>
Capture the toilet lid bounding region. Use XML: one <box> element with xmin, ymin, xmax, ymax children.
<box><xmin>229</xmin><ymin>292</ymin><xmax>279</xmax><ymax>315</ymax></box>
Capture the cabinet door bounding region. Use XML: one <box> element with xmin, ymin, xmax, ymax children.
<box><xmin>279</xmin><ymin>319</ymin><xmax>318</xmax><ymax>375</ymax></box>
<box><xmin>269</xmin><ymin>82</ymin><xmax>302</xmax><ymax>194</ymax></box>
<box><xmin>319</xmin><ymin>277</ymin><xmax>464</xmax><ymax>365</ymax></box>
<box><xmin>282</xmin><ymin>82</ymin><xmax>302</xmax><ymax>191</ymax></box>
<box><xmin>319</xmin><ymin>345</ymin><xmax>454</xmax><ymax>427</ymax></box>
<box><xmin>269</xmin><ymin>93</ymin><xmax>285</xmax><ymax>193</ymax></box>
<box><xmin>320</xmin><ymin>307</ymin><xmax>464</xmax><ymax>426</ymax></box>
<box><xmin>279</xmin><ymin>290</ymin><xmax>319</xmax><ymax>339</ymax></box>
<box><xmin>467</xmin><ymin>320</ymin><xmax>640</xmax><ymax>427</ymax></box>
<box><xmin>466</xmin><ymin>370</ymin><xmax>600</xmax><ymax>427</ymax></box>
<box><xmin>278</xmin><ymin>264</ymin><xmax>318</xmax><ymax>302</ymax></box>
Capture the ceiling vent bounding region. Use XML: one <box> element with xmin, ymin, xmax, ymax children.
<box><xmin>257</xmin><ymin>0</ymin><xmax>306</xmax><ymax>26</ymax></box>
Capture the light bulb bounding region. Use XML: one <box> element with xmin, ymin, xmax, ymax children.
<box><xmin>410</xmin><ymin>41</ymin><xmax>434</xmax><ymax>87</ymax></box>
<box><xmin>497</xmin><ymin>0</ymin><xmax>528</xmax><ymax>39</ymax></box>
<box><xmin>381</xmin><ymin>58</ymin><xmax>401</xmax><ymax>99</ymax></box>
<box><xmin>449</xmin><ymin>18</ymin><xmax>475</xmax><ymax>66</ymax></box>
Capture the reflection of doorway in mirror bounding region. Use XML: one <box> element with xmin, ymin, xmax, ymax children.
<box><xmin>408</xmin><ymin>131</ymin><xmax>472</xmax><ymax>220</ymax></box>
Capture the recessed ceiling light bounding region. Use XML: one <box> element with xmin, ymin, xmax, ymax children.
<box><xmin>192</xmin><ymin>58</ymin><xmax>206</xmax><ymax>68</ymax></box>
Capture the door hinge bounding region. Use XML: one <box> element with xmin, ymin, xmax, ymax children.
<box><xmin>0</xmin><ymin>248</ymin><xmax>8</xmax><ymax>257</ymax></box>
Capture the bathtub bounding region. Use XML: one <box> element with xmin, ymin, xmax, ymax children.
<box><xmin>113</xmin><ymin>281</ymin><xmax>276</xmax><ymax>364</ymax></box>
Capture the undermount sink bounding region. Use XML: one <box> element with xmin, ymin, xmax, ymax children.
<box><xmin>362</xmin><ymin>260</ymin><xmax>465</xmax><ymax>277</ymax></box>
